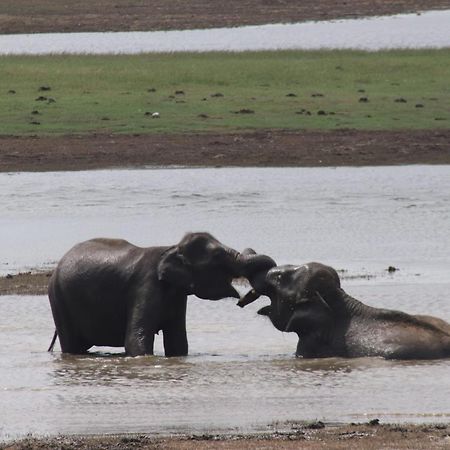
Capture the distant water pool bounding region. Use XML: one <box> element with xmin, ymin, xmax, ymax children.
<box><xmin>0</xmin><ymin>10</ymin><xmax>449</xmax><ymax>55</ymax></box>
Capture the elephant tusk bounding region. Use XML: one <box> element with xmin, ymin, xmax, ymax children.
<box><xmin>237</xmin><ymin>289</ymin><xmax>261</xmax><ymax>308</ymax></box>
<box><xmin>315</xmin><ymin>291</ymin><xmax>332</xmax><ymax>311</ymax></box>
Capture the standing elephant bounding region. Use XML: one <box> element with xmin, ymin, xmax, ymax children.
<box><xmin>48</xmin><ymin>232</ymin><xmax>275</xmax><ymax>357</ymax></box>
<box><xmin>238</xmin><ymin>262</ymin><xmax>450</xmax><ymax>359</ymax></box>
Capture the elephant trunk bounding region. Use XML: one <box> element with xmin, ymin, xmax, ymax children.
<box><xmin>235</xmin><ymin>249</ymin><xmax>276</xmax><ymax>307</ymax></box>
<box><xmin>235</xmin><ymin>249</ymin><xmax>276</xmax><ymax>280</ymax></box>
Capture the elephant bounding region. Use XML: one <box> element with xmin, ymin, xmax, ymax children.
<box><xmin>238</xmin><ymin>261</ymin><xmax>450</xmax><ymax>360</ymax></box>
<box><xmin>48</xmin><ymin>232</ymin><xmax>276</xmax><ymax>357</ymax></box>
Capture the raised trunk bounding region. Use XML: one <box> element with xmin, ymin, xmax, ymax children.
<box><xmin>236</xmin><ymin>252</ymin><xmax>276</xmax><ymax>280</ymax></box>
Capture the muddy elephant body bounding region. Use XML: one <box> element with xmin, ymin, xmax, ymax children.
<box><xmin>239</xmin><ymin>262</ymin><xmax>450</xmax><ymax>360</ymax></box>
<box><xmin>48</xmin><ymin>232</ymin><xmax>275</xmax><ymax>357</ymax></box>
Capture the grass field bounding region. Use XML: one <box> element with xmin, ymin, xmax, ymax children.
<box><xmin>0</xmin><ymin>50</ymin><xmax>449</xmax><ymax>135</ymax></box>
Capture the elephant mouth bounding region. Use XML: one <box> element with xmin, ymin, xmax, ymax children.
<box><xmin>195</xmin><ymin>277</ymin><xmax>240</xmax><ymax>300</ymax></box>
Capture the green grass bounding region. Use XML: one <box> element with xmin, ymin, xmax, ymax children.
<box><xmin>0</xmin><ymin>50</ymin><xmax>449</xmax><ymax>135</ymax></box>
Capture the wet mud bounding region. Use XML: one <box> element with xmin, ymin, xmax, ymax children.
<box><xmin>0</xmin><ymin>272</ymin><xmax>51</xmax><ymax>296</ymax></box>
<box><xmin>1</xmin><ymin>129</ymin><xmax>450</xmax><ymax>173</ymax></box>
<box><xmin>1</xmin><ymin>0</ymin><xmax>450</xmax><ymax>34</ymax></box>
<box><xmin>3</xmin><ymin>423</ymin><xmax>450</xmax><ymax>449</ymax></box>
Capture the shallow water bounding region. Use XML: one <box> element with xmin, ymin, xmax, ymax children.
<box><xmin>1</xmin><ymin>166</ymin><xmax>449</xmax><ymax>283</ymax></box>
<box><xmin>1</xmin><ymin>284</ymin><xmax>449</xmax><ymax>441</ymax></box>
<box><xmin>0</xmin><ymin>10</ymin><xmax>449</xmax><ymax>55</ymax></box>
<box><xmin>1</xmin><ymin>165</ymin><xmax>450</xmax><ymax>440</ymax></box>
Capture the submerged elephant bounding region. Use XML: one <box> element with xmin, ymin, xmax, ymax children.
<box><xmin>239</xmin><ymin>262</ymin><xmax>450</xmax><ymax>359</ymax></box>
<box><xmin>48</xmin><ymin>232</ymin><xmax>275</xmax><ymax>357</ymax></box>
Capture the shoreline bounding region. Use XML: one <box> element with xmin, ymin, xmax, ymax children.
<box><xmin>1</xmin><ymin>130</ymin><xmax>450</xmax><ymax>173</ymax></box>
<box><xmin>1</xmin><ymin>0</ymin><xmax>449</xmax><ymax>34</ymax></box>
<box><xmin>4</xmin><ymin>423</ymin><xmax>449</xmax><ymax>449</ymax></box>
<box><xmin>0</xmin><ymin>272</ymin><xmax>51</xmax><ymax>296</ymax></box>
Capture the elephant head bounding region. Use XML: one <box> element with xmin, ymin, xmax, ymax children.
<box><xmin>242</xmin><ymin>262</ymin><xmax>340</xmax><ymax>336</ymax></box>
<box><xmin>241</xmin><ymin>262</ymin><xmax>450</xmax><ymax>359</ymax></box>
<box><xmin>157</xmin><ymin>232</ymin><xmax>276</xmax><ymax>300</ymax></box>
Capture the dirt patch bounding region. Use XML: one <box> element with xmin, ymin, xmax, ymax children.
<box><xmin>1</xmin><ymin>130</ymin><xmax>450</xmax><ymax>173</ymax></box>
<box><xmin>1</xmin><ymin>0</ymin><xmax>450</xmax><ymax>34</ymax></box>
<box><xmin>0</xmin><ymin>272</ymin><xmax>51</xmax><ymax>296</ymax></box>
<box><xmin>3</xmin><ymin>423</ymin><xmax>450</xmax><ymax>449</ymax></box>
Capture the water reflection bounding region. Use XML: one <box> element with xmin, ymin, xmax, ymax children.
<box><xmin>0</xmin><ymin>10</ymin><xmax>449</xmax><ymax>55</ymax></box>
<box><xmin>52</xmin><ymin>354</ymin><xmax>193</xmax><ymax>386</ymax></box>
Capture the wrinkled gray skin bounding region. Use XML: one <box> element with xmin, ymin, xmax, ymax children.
<box><xmin>48</xmin><ymin>232</ymin><xmax>275</xmax><ymax>357</ymax></box>
<box><xmin>239</xmin><ymin>262</ymin><xmax>450</xmax><ymax>360</ymax></box>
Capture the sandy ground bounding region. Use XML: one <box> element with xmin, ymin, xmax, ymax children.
<box><xmin>3</xmin><ymin>423</ymin><xmax>450</xmax><ymax>449</ymax></box>
<box><xmin>1</xmin><ymin>0</ymin><xmax>449</xmax><ymax>34</ymax></box>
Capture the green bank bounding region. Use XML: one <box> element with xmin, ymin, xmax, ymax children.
<box><xmin>0</xmin><ymin>50</ymin><xmax>449</xmax><ymax>135</ymax></box>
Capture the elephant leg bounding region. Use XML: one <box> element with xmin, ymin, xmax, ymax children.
<box><xmin>163</xmin><ymin>325</ymin><xmax>188</xmax><ymax>357</ymax></box>
<box><xmin>161</xmin><ymin>295</ymin><xmax>188</xmax><ymax>357</ymax></box>
<box><xmin>49</xmin><ymin>288</ymin><xmax>91</xmax><ymax>354</ymax></box>
<box><xmin>125</xmin><ymin>328</ymin><xmax>155</xmax><ymax>357</ymax></box>
<box><xmin>58</xmin><ymin>331</ymin><xmax>91</xmax><ymax>354</ymax></box>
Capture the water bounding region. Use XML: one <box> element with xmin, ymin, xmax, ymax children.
<box><xmin>0</xmin><ymin>10</ymin><xmax>449</xmax><ymax>55</ymax></box>
<box><xmin>1</xmin><ymin>285</ymin><xmax>449</xmax><ymax>441</ymax></box>
<box><xmin>1</xmin><ymin>165</ymin><xmax>450</xmax><ymax>440</ymax></box>
<box><xmin>1</xmin><ymin>166</ymin><xmax>449</xmax><ymax>281</ymax></box>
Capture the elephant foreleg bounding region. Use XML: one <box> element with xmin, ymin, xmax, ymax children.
<box><xmin>163</xmin><ymin>320</ymin><xmax>188</xmax><ymax>357</ymax></box>
<box><xmin>125</xmin><ymin>327</ymin><xmax>155</xmax><ymax>356</ymax></box>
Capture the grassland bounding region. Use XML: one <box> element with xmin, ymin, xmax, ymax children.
<box><xmin>1</xmin><ymin>50</ymin><xmax>449</xmax><ymax>136</ymax></box>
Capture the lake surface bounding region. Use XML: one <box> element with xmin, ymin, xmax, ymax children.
<box><xmin>1</xmin><ymin>165</ymin><xmax>449</xmax><ymax>441</ymax></box>
<box><xmin>1</xmin><ymin>166</ymin><xmax>449</xmax><ymax>281</ymax></box>
<box><xmin>0</xmin><ymin>10</ymin><xmax>449</xmax><ymax>55</ymax></box>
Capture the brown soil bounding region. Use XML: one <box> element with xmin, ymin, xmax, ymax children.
<box><xmin>0</xmin><ymin>272</ymin><xmax>51</xmax><ymax>296</ymax></box>
<box><xmin>1</xmin><ymin>130</ymin><xmax>450</xmax><ymax>173</ymax></box>
<box><xmin>1</xmin><ymin>0</ymin><xmax>449</xmax><ymax>34</ymax></box>
<box><xmin>3</xmin><ymin>423</ymin><xmax>450</xmax><ymax>449</ymax></box>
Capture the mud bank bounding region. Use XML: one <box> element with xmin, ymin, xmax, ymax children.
<box><xmin>3</xmin><ymin>423</ymin><xmax>450</xmax><ymax>449</ymax></box>
<box><xmin>2</xmin><ymin>0</ymin><xmax>450</xmax><ymax>34</ymax></box>
<box><xmin>0</xmin><ymin>272</ymin><xmax>51</xmax><ymax>296</ymax></box>
<box><xmin>1</xmin><ymin>130</ymin><xmax>450</xmax><ymax>173</ymax></box>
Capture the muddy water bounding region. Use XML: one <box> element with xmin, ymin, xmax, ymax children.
<box><xmin>1</xmin><ymin>166</ymin><xmax>449</xmax><ymax>281</ymax></box>
<box><xmin>0</xmin><ymin>10</ymin><xmax>449</xmax><ymax>55</ymax></box>
<box><xmin>1</xmin><ymin>165</ymin><xmax>450</xmax><ymax>440</ymax></box>
<box><xmin>1</xmin><ymin>285</ymin><xmax>449</xmax><ymax>441</ymax></box>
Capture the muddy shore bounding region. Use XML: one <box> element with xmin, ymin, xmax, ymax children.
<box><xmin>3</xmin><ymin>423</ymin><xmax>450</xmax><ymax>449</ymax></box>
<box><xmin>0</xmin><ymin>271</ymin><xmax>51</xmax><ymax>296</ymax></box>
<box><xmin>1</xmin><ymin>0</ymin><xmax>449</xmax><ymax>34</ymax></box>
<box><xmin>1</xmin><ymin>129</ymin><xmax>450</xmax><ymax>173</ymax></box>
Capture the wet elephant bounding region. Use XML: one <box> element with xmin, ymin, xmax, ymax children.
<box><xmin>48</xmin><ymin>232</ymin><xmax>276</xmax><ymax>357</ymax></box>
<box><xmin>239</xmin><ymin>262</ymin><xmax>450</xmax><ymax>359</ymax></box>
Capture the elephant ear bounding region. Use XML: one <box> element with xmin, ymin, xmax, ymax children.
<box><xmin>157</xmin><ymin>246</ymin><xmax>194</xmax><ymax>292</ymax></box>
<box><xmin>286</xmin><ymin>291</ymin><xmax>333</xmax><ymax>333</ymax></box>
<box><xmin>303</xmin><ymin>263</ymin><xmax>341</xmax><ymax>299</ymax></box>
